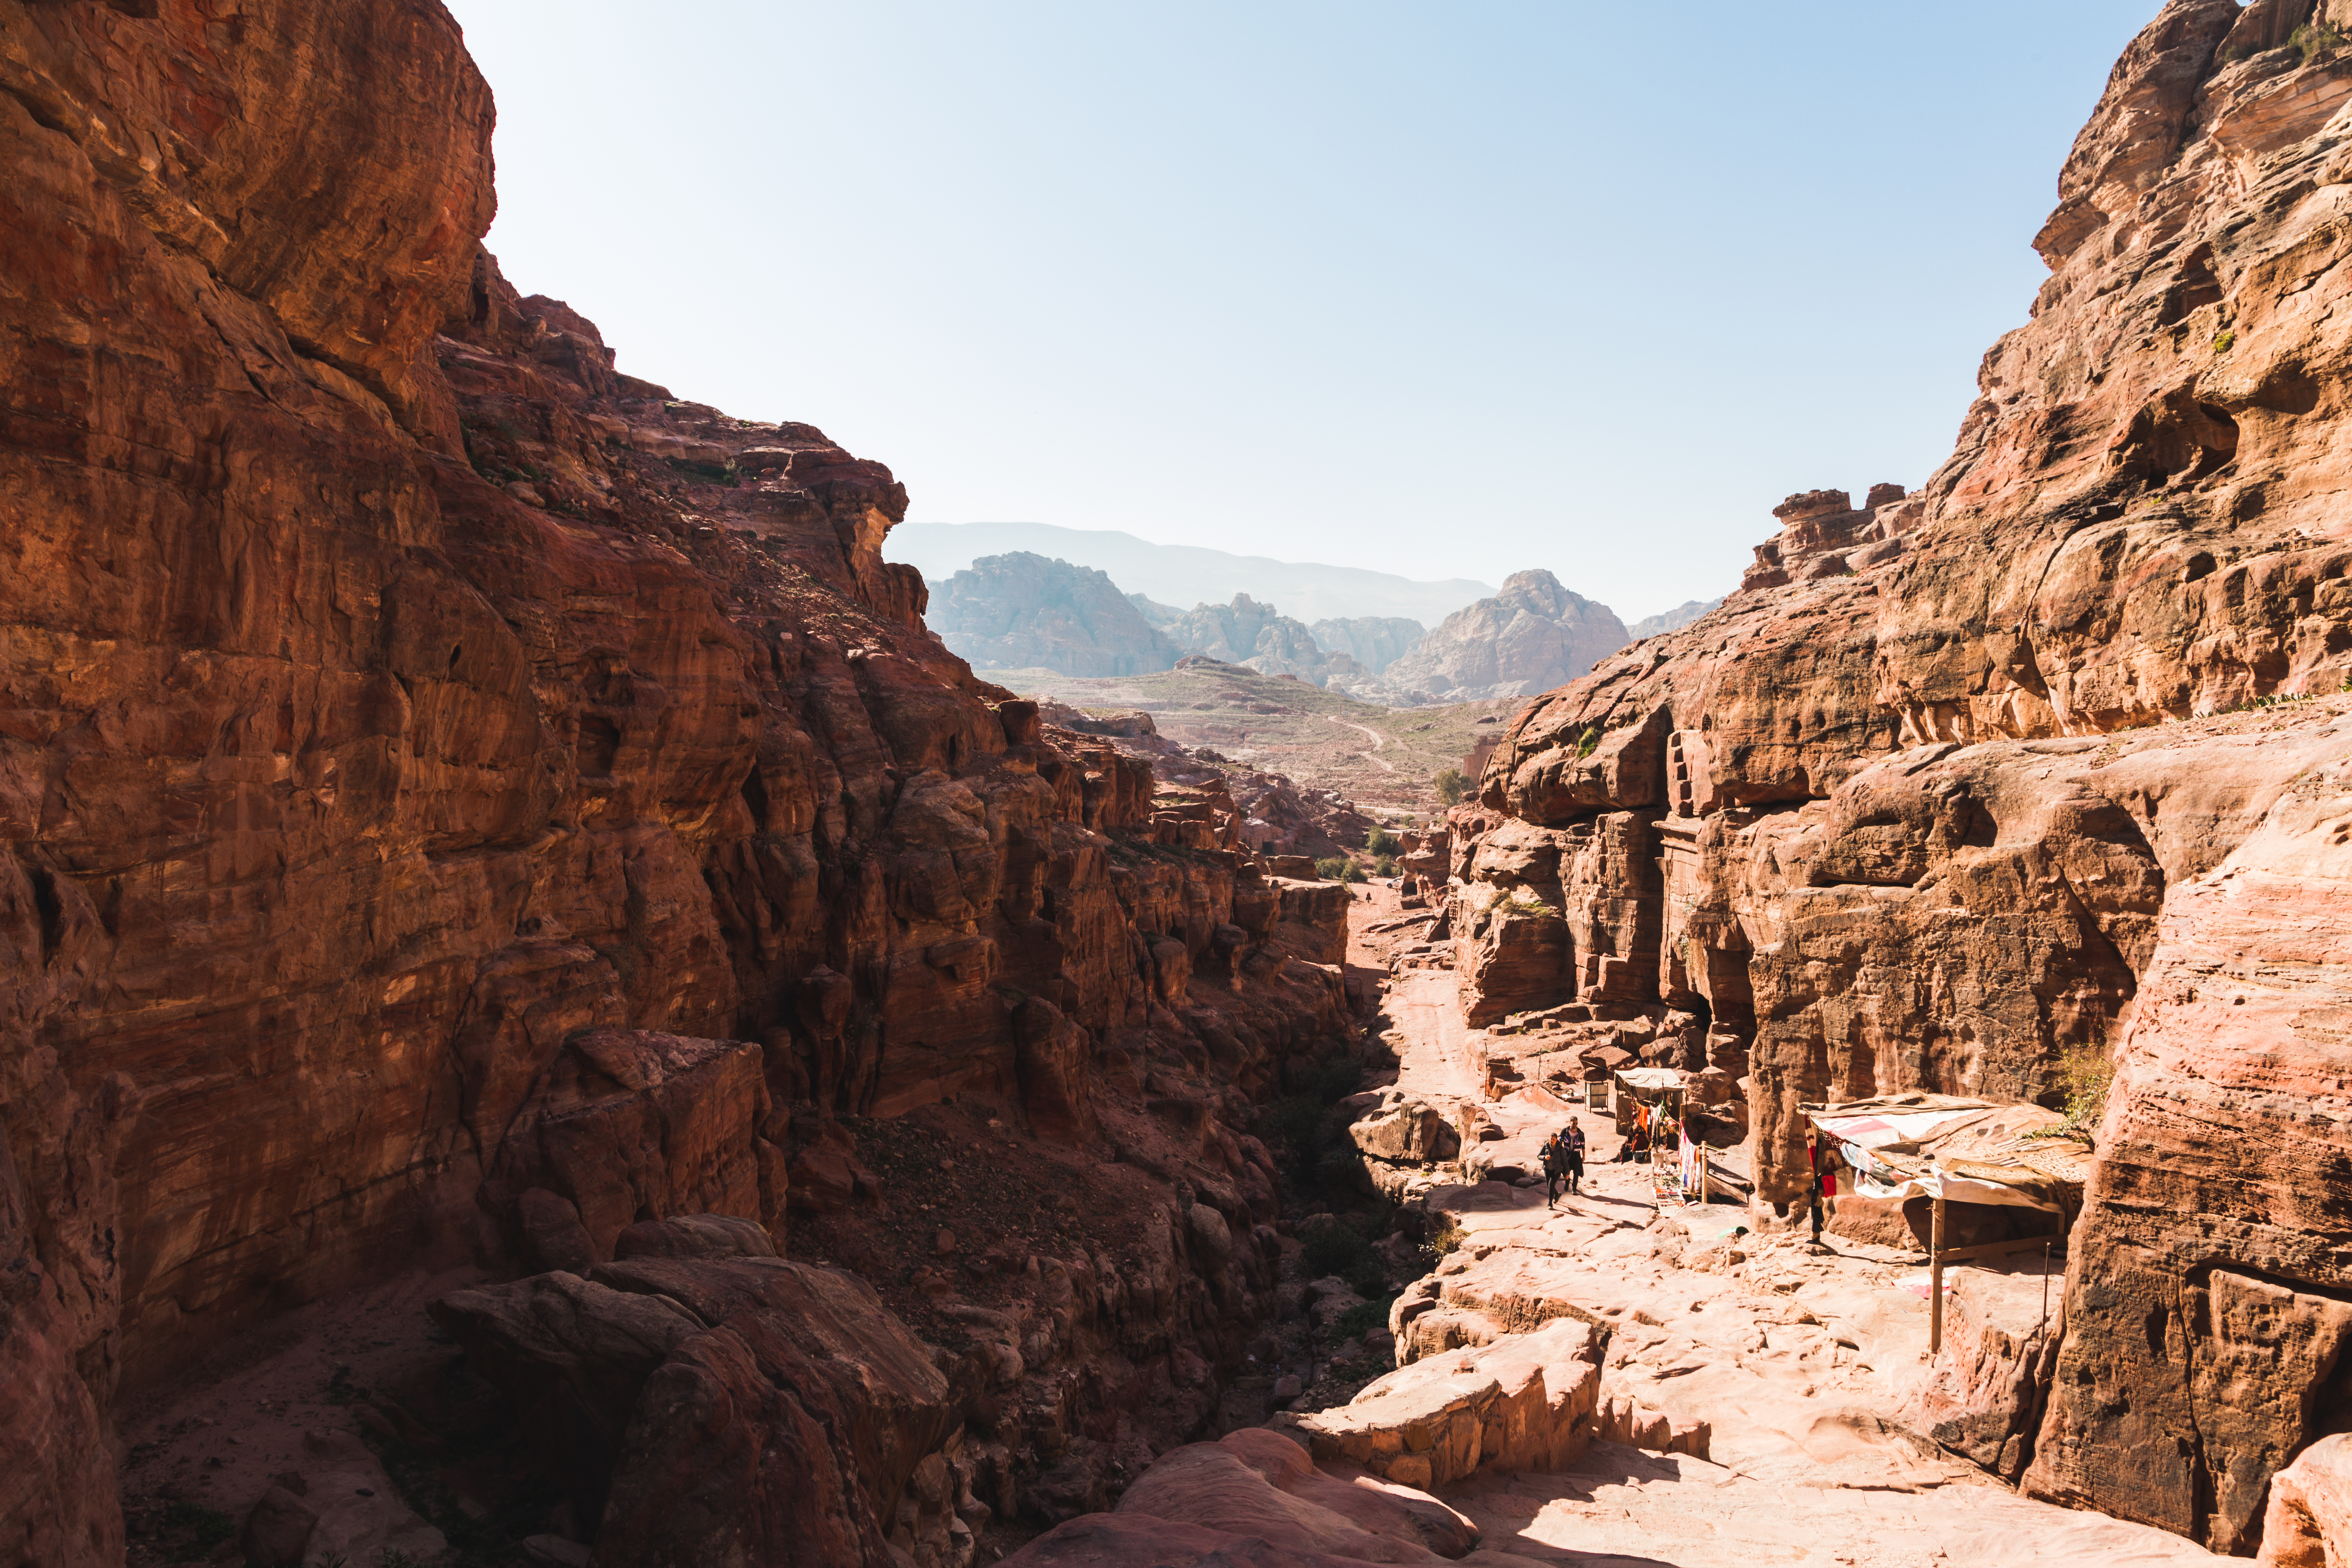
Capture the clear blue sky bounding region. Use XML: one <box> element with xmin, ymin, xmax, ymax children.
<box><xmin>446</xmin><ymin>1</ymin><xmax>2161</xmax><ymax>622</ymax></box>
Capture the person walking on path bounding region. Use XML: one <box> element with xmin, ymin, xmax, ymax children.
<box><xmin>1542</xmin><ymin>1127</ymin><xmax>1572</xmax><ymax>1206</ymax></box>
<box><xmin>1562</xmin><ymin>1119</ymin><xmax>1586</xmax><ymax>1196</ymax></box>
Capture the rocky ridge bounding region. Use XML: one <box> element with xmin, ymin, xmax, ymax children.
<box><xmin>1376</xmin><ymin>571</ymin><xmax>1633</xmax><ymax>706</ymax></box>
<box><xmin>1163</xmin><ymin>594</ymin><xmax>1360</xmax><ymax>687</ymax></box>
<box><xmin>0</xmin><ymin>5</ymin><xmax>1370</xmax><ymax>1563</ymax></box>
<box><xmin>1420</xmin><ymin>0</ymin><xmax>2352</xmax><ymax>1552</ymax></box>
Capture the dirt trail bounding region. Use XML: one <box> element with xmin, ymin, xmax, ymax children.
<box><xmin>1326</xmin><ymin>714</ymin><xmax>1396</xmax><ymax>772</ymax></box>
<box><xmin>1351</xmin><ymin>939</ymin><xmax>2222</xmax><ymax>1566</ymax></box>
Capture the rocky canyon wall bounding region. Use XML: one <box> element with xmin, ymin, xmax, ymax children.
<box><xmin>1445</xmin><ymin>0</ymin><xmax>2352</xmax><ymax>1551</ymax></box>
<box><xmin>0</xmin><ymin>4</ymin><xmax>1356</xmax><ymax>1563</ymax></box>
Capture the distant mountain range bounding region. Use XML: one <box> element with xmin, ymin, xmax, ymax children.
<box><xmin>911</xmin><ymin>524</ymin><xmax>1726</xmax><ymax>707</ymax></box>
<box><xmin>889</xmin><ymin>522</ymin><xmax>1496</xmax><ymax>626</ymax></box>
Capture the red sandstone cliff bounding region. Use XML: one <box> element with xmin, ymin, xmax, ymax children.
<box><xmin>1443</xmin><ymin>0</ymin><xmax>2352</xmax><ymax>1551</ymax></box>
<box><xmin>0</xmin><ymin>5</ymin><xmax>1357</xmax><ymax>1563</ymax></box>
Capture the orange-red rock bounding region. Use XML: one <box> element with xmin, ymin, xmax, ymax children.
<box><xmin>1436</xmin><ymin>2</ymin><xmax>2352</xmax><ymax>1548</ymax></box>
<box><xmin>0</xmin><ymin>3</ymin><xmax>1353</xmax><ymax>1559</ymax></box>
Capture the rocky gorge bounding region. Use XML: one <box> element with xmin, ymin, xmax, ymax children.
<box><xmin>6</xmin><ymin>2</ymin><xmax>2352</xmax><ymax>1568</ymax></box>
<box><xmin>0</xmin><ymin>3</ymin><xmax>1364</xmax><ymax>1563</ymax></box>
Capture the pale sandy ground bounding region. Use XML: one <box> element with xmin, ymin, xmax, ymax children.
<box><xmin>1355</xmin><ymin>920</ymin><xmax>2220</xmax><ymax>1567</ymax></box>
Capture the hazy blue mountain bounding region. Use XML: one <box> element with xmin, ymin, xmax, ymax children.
<box><xmin>890</xmin><ymin>522</ymin><xmax>1493</xmax><ymax>626</ymax></box>
<box><xmin>1126</xmin><ymin>592</ymin><xmax>1185</xmax><ymax>628</ymax></box>
<box><xmin>1626</xmin><ymin>597</ymin><xmax>1724</xmax><ymax>640</ymax></box>
<box><xmin>1310</xmin><ymin>616</ymin><xmax>1424</xmax><ymax>675</ymax></box>
<box><xmin>928</xmin><ymin>553</ymin><xmax>1180</xmax><ymax>677</ymax></box>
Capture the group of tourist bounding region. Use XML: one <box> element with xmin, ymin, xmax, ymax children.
<box><xmin>1540</xmin><ymin>1098</ymin><xmax>1710</xmax><ymax>1209</ymax></box>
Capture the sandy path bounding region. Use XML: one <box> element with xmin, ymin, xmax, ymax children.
<box><xmin>1361</xmin><ymin>958</ymin><xmax>2222</xmax><ymax>1566</ymax></box>
<box><xmin>1326</xmin><ymin>714</ymin><xmax>1397</xmax><ymax>771</ymax></box>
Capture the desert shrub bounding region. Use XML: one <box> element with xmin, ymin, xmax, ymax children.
<box><xmin>1312</xmin><ymin>856</ymin><xmax>1351</xmax><ymax>880</ymax></box>
<box><xmin>2294</xmin><ymin>21</ymin><xmax>2347</xmax><ymax>64</ymax></box>
<box><xmin>1419</xmin><ymin>1216</ymin><xmax>1467</xmax><ymax>1265</ymax></box>
<box><xmin>2059</xmin><ymin>1044</ymin><xmax>2115</xmax><ymax>1131</ymax></box>
<box><xmin>1574</xmin><ymin>727</ymin><xmax>1601</xmax><ymax>759</ymax></box>
<box><xmin>1373</xmin><ymin>856</ymin><xmax>1396</xmax><ymax>877</ymax></box>
<box><xmin>2214</xmin><ymin>329</ymin><xmax>2236</xmax><ymax>353</ymax></box>
<box><xmin>1262</xmin><ymin>1055</ymin><xmax>1370</xmax><ymax>1204</ymax></box>
<box><xmin>1333</xmin><ymin>1295</ymin><xmax>1398</xmax><ymax>1342</ymax></box>
<box><xmin>1345</xmin><ymin>863</ymin><xmax>1367</xmax><ymax>883</ymax></box>
<box><xmin>1306</xmin><ymin>1056</ymin><xmax>1360</xmax><ymax>1102</ymax></box>
<box><xmin>1302</xmin><ymin>1220</ymin><xmax>1375</xmax><ymax>1277</ymax></box>
<box><xmin>1365</xmin><ymin>827</ymin><xmax>1401</xmax><ymax>856</ymax></box>
<box><xmin>1433</xmin><ymin>767</ymin><xmax>1466</xmax><ymax>805</ymax></box>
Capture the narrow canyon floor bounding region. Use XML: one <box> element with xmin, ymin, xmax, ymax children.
<box><xmin>1337</xmin><ymin>896</ymin><xmax>2222</xmax><ymax>1567</ymax></box>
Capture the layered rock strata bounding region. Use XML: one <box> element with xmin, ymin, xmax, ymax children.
<box><xmin>0</xmin><ymin>5</ymin><xmax>1359</xmax><ymax>1562</ymax></box>
<box><xmin>1431</xmin><ymin>0</ymin><xmax>2352</xmax><ymax>1550</ymax></box>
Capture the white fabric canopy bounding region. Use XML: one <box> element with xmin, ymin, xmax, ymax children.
<box><xmin>1853</xmin><ymin>1166</ymin><xmax>2061</xmax><ymax>1213</ymax></box>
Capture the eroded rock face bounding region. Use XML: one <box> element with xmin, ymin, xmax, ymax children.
<box><xmin>1165</xmin><ymin>595</ymin><xmax>1354</xmax><ymax>687</ymax></box>
<box><xmin>0</xmin><ymin>4</ymin><xmax>1355</xmax><ymax>1559</ymax></box>
<box><xmin>1381</xmin><ymin>570</ymin><xmax>1632</xmax><ymax>704</ymax></box>
<box><xmin>1436</xmin><ymin>1</ymin><xmax>2352</xmax><ymax>1547</ymax></box>
<box><xmin>930</xmin><ymin>553</ymin><xmax>1183</xmax><ymax>677</ymax></box>
<box><xmin>1308</xmin><ymin>617</ymin><xmax>1426</xmax><ymax>678</ymax></box>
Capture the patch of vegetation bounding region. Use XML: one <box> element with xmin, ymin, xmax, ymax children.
<box><xmin>1503</xmin><ymin>890</ymin><xmax>1560</xmax><ymax>918</ymax></box>
<box><xmin>1302</xmin><ymin>1218</ymin><xmax>1376</xmax><ymax>1278</ymax></box>
<box><xmin>2213</xmin><ymin>679</ymin><xmax>2350</xmax><ymax>716</ymax></box>
<box><xmin>1419</xmin><ymin>1216</ymin><xmax>1467</xmax><ymax>1265</ymax></box>
<box><xmin>2294</xmin><ymin>20</ymin><xmax>2348</xmax><ymax>64</ymax></box>
<box><xmin>1259</xmin><ymin>1055</ymin><xmax>1370</xmax><ymax>1208</ymax></box>
<box><xmin>1433</xmin><ymin>767</ymin><xmax>1467</xmax><ymax>805</ymax></box>
<box><xmin>1372</xmin><ymin>855</ymin><xmax>1396</xmax><ymax>877</ymax></box>
<box><xmin>1333</xmin><ymin>1294</ymin><xmax>1398</xmax><ymax>1343</ymax></box>
<box><xmin>1574</xmin><ymin>726</ymin><xmax>1601</xmax><ymax>760</ymax></box>
<box><xmin>1312</xmin><ymin>855</ymin><xmax>1351</xmax><ymax>881</ymax></box>
<box><xmin>2025</xmin><ymin>1043</ymin><xmax>2116</xmax><ymax>1146</ymax></box>
<box><xmin>2214</xmin><ymin>329</ymin><xmax>2237</xmax><ymax>354</ymax></box>
<box><xmin>665</xmin><ymin>456</ymin><xmax>739</xmax><ymax>485</ymax></box>
<box><xmin>1365</xmin><ymin>827</ymin><xmax>1401</xmax><ymax>856</ymax></box>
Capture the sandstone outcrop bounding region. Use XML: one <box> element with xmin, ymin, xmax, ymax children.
<box><xmin>1428</xmin><ymin>1</ymin><xmax>2352</xmax><ymax>1551</ymax></box>
<box><xmin>0</xmin><ymin>5</ymin><xmax>1361</xmax><ymax>1560</ymax></box>
<box><xmin>1002</xmin><ymin>1428</ymin><xmax>1483</xmax><ymax>1567</ymax></box>
<box><xmin>1381</xmin><ymin>571</ymin><xmax>1632</xmax><ymax>704</ymax></box>
<box><xmin>1277</xmin><ymin>1318</ymin><xmax>1602</xmax><ymax>1490</ymax></box>
<box><xmin>930</xmin><ymin>552</ymin><xmax>1183</xmax><ymax>676</ymax></box>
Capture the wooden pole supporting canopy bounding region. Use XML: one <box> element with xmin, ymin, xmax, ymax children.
<box><xmin>1930</xmin><ymin>1199</ymin><xmax>1945</xmax><ymax>1354</ymax></box>
<box><xmin>1928</xmin><ymin>1220</ymin><xmax>2067</xmax><ymax>1355</ymax></box>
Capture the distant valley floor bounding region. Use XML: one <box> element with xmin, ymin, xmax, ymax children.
<box><xmin>989</xmin><ymin>662</ymin><xmax>1499</xmax><ymax>817</ymax></box>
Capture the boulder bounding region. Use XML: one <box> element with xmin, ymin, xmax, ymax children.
<box><xmin>2257</xmin><ymin>1432</ymin><xmax>2352</xmax><ymax>1568</ymax></box>
<box><xmin>236</xmin><ymin>1429</ymin><xmax>446</xmax><ymax>1568</ymax></box>
<box><xmin>1278</xmin><ymin>1318</ymin><xmax>1602</xmax><ymax>1487</ymax></box>
<box><xmin>1003</xmin><ymin>1429</ymin><xmax>1478</xmax><ymax>1567</ymax></box>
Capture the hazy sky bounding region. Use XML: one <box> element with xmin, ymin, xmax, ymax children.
<box><xmin>447</xmin><ymin>2</ymin><xmax>2159</xmax><ymax>622</ymax></box>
